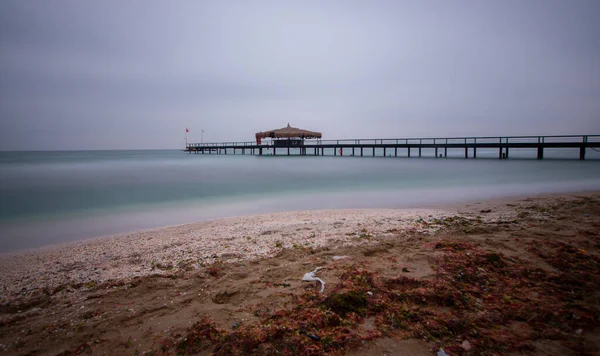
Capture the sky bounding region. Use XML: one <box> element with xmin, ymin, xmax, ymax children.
<box><xmin>1</xmin><ymin>1</ymin><xmax>599</xmax><ymax>150</ymax></box>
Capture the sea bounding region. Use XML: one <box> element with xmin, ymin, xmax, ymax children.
<box><xmin>1</xmin><ymin>147</ymin><xmax>599</xmax><ymax>252</ymax></box>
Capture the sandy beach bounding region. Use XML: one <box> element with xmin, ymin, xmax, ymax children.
<box><xmin>1</xmin><ymin>192</ymin><xmax>599</xmax><ymax>355</ymax></box>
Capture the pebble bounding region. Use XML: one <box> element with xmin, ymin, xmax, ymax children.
<box><xmin>0</xmin><ymin>209</ymin><xmax>458</xmax><ymax>304</ymax></box>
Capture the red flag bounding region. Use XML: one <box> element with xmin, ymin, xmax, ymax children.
<box><xmin>186</xmin><ymin>128</ymin><xmax>189</xmax><ymax>133</ymax></box>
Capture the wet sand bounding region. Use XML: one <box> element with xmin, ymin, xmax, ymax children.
<box><xmin>0</xmin><ymin>192</ymin><xmax>599</xmax><ymax>355</ymax></box>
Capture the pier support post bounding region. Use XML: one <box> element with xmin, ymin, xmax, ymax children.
<box><xmin>259</xmin><ymin>148</ymin><xmax>263</xmax><ymax>156</ymax></box>
<box><xmin>352</xmin><ymin>147</ymin><xmax>355</xmax><ymax>156</ymax></box>
<box><xmin>444</xmin><ymin>147</ymin><xmax>447</xmax><ymax>158</ymax></box>
<box><xmin>373</xmin><ymin>147</ymin><xmax>375</xmax><ymax>157</ymax></box>
<box><xmin>383</xmin><ymin>147</ymin><xmax>386</xmax><ymax>157</ymax></box>
<box><xmin>537</xmin><ymin>147</ymin><xmax>543</xmax><ymax>160</ymax></box>
<box><xmin>408</xmin><ymin>147</ymin><xmax>411</xmax><ymax>157</ymax></box>
<box><xmin>435</xmin><ymin>147</ymin><xmax>438</xmax><ymax>157</ymax></box>
<box><xmin>499</xmin><ymin>147</ymin><xmax>503</xmax><ymax>159</ymax></box>
<box><xmin>287</xmin><ymin>147</ymin><xmax>290</xmax><ymax>156</ymax></box>
<box><xmin>473</xmin><ymin>147</ymin><xmax>476</xmax><ymax>158</ymax></box>
<box><xmin>419</xmin><ymin>147</ymin><xmax>422</xmax><ymax>157</ymax></box>
<box><xmin>360</xmin><ymin>147</ymin><xmax>363</xmax><ymax>157</ymax></box>
<box><xmin>580</xmin><ymin>146</ymin><xmax>586</xmax><ymax>160</ymax></box>
<box><xmin>505</xmin><ymin>147</ymin><xmax>509</xmax><ymax>159</ymax></box>
<box><xmin>465</xmin><ymin>147</ymin><xmax>468</xmax><ymax>158</ymax></box>
<box><xmin>395</xmin><ymin>147</ymin><xmax>397</xmax><ymax>157</ymax></box>
<box><xmin>334</xmin><ymin>147</ymin><xmax>337</xmax><ymax>156</ymax></box>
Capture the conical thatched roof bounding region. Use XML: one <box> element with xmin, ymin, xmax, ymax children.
<box><xmin>255</xmin><ymin>123</ymin><xmax>322</xmax><ymax>139</ymax></box>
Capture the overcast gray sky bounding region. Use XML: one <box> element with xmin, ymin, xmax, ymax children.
<box><xmin>1</xmin><ymin>1</ymin><xmax>599</xmax><ymax>150</ymax></box>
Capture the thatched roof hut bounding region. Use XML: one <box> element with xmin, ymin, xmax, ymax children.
<box><xmin>255</xmin><ymin>123</ymin><xmax>322</xmax><ymax>139</ymax></box>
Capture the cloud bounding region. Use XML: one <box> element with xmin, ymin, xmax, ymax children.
<box><xmin>1</xmin><ymin>0</ymin><xmax>599</xmax><ymax>150</ymax></box>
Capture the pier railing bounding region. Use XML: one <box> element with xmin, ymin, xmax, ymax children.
<box><xmin>185</xmin><ymin>134</ymin><xmax>599</xmax><ymax>160</ymax></box>
<box><xmin>187</xmin><ymin>134</ymin><xmax>600</xmax><ymax>148</ymax></box>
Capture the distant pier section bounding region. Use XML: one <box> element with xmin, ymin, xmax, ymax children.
<box><xmin>185</xmin><ymin>125</ymin><xmax>599</xmax><ymax>160</ymax></box>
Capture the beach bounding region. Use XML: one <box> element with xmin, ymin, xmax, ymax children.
<box><xmin>1</xmin><ymin>192</ymin><xmax>599</xmax><ymax>355</ymax></box>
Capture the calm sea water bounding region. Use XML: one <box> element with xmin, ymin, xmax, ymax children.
<box><xmin>1</xmin><ymin>148</ymin><xmax>599</xmax><ymax>252</ymax></box>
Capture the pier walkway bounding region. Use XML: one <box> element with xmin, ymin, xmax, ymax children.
<box><xmin>186</xmin><ymin>134</ymin><xmax>600</xmax><ymax>160</ymax></box>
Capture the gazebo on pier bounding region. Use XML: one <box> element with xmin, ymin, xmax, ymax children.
<box><xmin>255</xmin><ymin>123</ymin><xmax>322</xmax><ymax>147</ymax></box>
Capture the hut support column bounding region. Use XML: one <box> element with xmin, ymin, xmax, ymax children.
<box><xmin>352</xmin><ymin>147</ymin><xmax>355</xmax><ymax>156</ymax></box>
<box><xmin>419</xmin><ymin>147</ymin><xmax>422</xmax><ymax>157</ymax></box>
<box><xmin>465</xmin><ymin>147</ymin><xmax>468</xmax><ymax>158</ymax></box>
<box><xmin>383</xmin><ymin>148</ymin><xmax>386</xmax><ymax>157</ymax></box>
<box><xmin>287</xmin><ymin>147</ymin><xmax>290</xmax><ymax>156</ymax></box>
<box><xmin>373</xmin><ymin>148</ymin><xmax>375</xmax><ymax>157</ymax></box>
<box><xmin>444</xmin><ymin>147</ymin><xmax>447</xmax><ymax>158</ymax></box>
<box><xmin>505</xmin><ymin>147</ymin><xmax>509</xmax><ymax>159</ymax></box>
<box><xmin>537</xmin><ymin>147</ymin><xmax>543</xmax><ymax>160</ymax></box>
<box><xmin>408</xmin><ymin>147</ymin><xmax>411</xmax><ymax>158</ymax></box>
<box><xmin>473</xmin><ymin>147</ymin><xmax>476</xmax><ymax>158</ymax></box>
<box><xmin>395</xmin><ymin>147</ymin><xmax>397</xmax><ymax>157</ymax></box>
<box><xmin>435</xmin><ymin>147</ymin><xmax>438</xmax><ymax>158</ymax></box>
<box><xmin>580</xmin><ymin>147</ymin><xmax>586</xmax><ymax>160</ymax></box>
<box><xmin>361</xmin><ymin>147</ymin><xmax>363</xmax><ymax>156</ymax></box>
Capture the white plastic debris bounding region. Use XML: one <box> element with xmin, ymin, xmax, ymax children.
<box><xmin>437</xmin><ymin>349</ymin><xmax>450</xmax><ymax>356</ymax></box>
<box><xmin>302</xmin><ymin>267</ymin><xmax>325</xmax><ymax>293</ymax></box>
<box><xmin>332</xmin><ymin>255</ymin><xmax>350</xmax><ymax>261</ymax></box>
<box><xmin>461</xmin><ymin>340</ymin><xmax>471</xmax><ymax>351</ymax></box>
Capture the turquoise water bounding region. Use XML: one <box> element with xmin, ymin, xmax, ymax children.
<box><xmin>1</xmin><ymin>149</ymin><xmax>599</xmax><ymax>252</ymax></box>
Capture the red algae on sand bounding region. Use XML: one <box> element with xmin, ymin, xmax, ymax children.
<box><xmin>164</xmin><ymin>238</ymin><xmax>599</xmax><ymax>355</ymax></box>
<box><xmin>2</xmin><ymin>193</ymin><xmax>599</xmax><ymax>355</ymax></box>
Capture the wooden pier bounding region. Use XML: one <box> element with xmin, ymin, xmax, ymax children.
<box><xmin>185</xmin><ymin>135</ymin><xmax>600</xmax><ymax>160</ymax></box>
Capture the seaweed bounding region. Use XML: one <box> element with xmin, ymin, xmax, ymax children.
<box><xmin>161</xmin><ymin>239</ymin><xmax>600</xmax><ymax>355</ymax></box>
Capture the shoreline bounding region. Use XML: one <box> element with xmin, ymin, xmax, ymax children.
<box><xmin>0</xmin><ymin>208</ymin><xmax>447</xmax><ymax>301</ymax></box>
<box><xmin>4</xmin><ymin>188</ymin><xmax>598</xmax><ymax>254</ymax></box>
<box><xmin>0</xmin><ymin>190</ymin><xmax>597</xmax><ymax>300</ymax></box>
<box><xmin>2</xmin><ymin>179</ymin><xmax>600</xmax><ymax>253</ymax></box>
<box><xmin>0</xmin><ymin>191</ymin><xmax>598</xmax><ymax>354</ymax></box>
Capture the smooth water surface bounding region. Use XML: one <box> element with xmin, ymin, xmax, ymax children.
<box><xmin>1</xmin><ymin>149</ymin><xmax>599</xmax><ymax>252</ymax></box>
